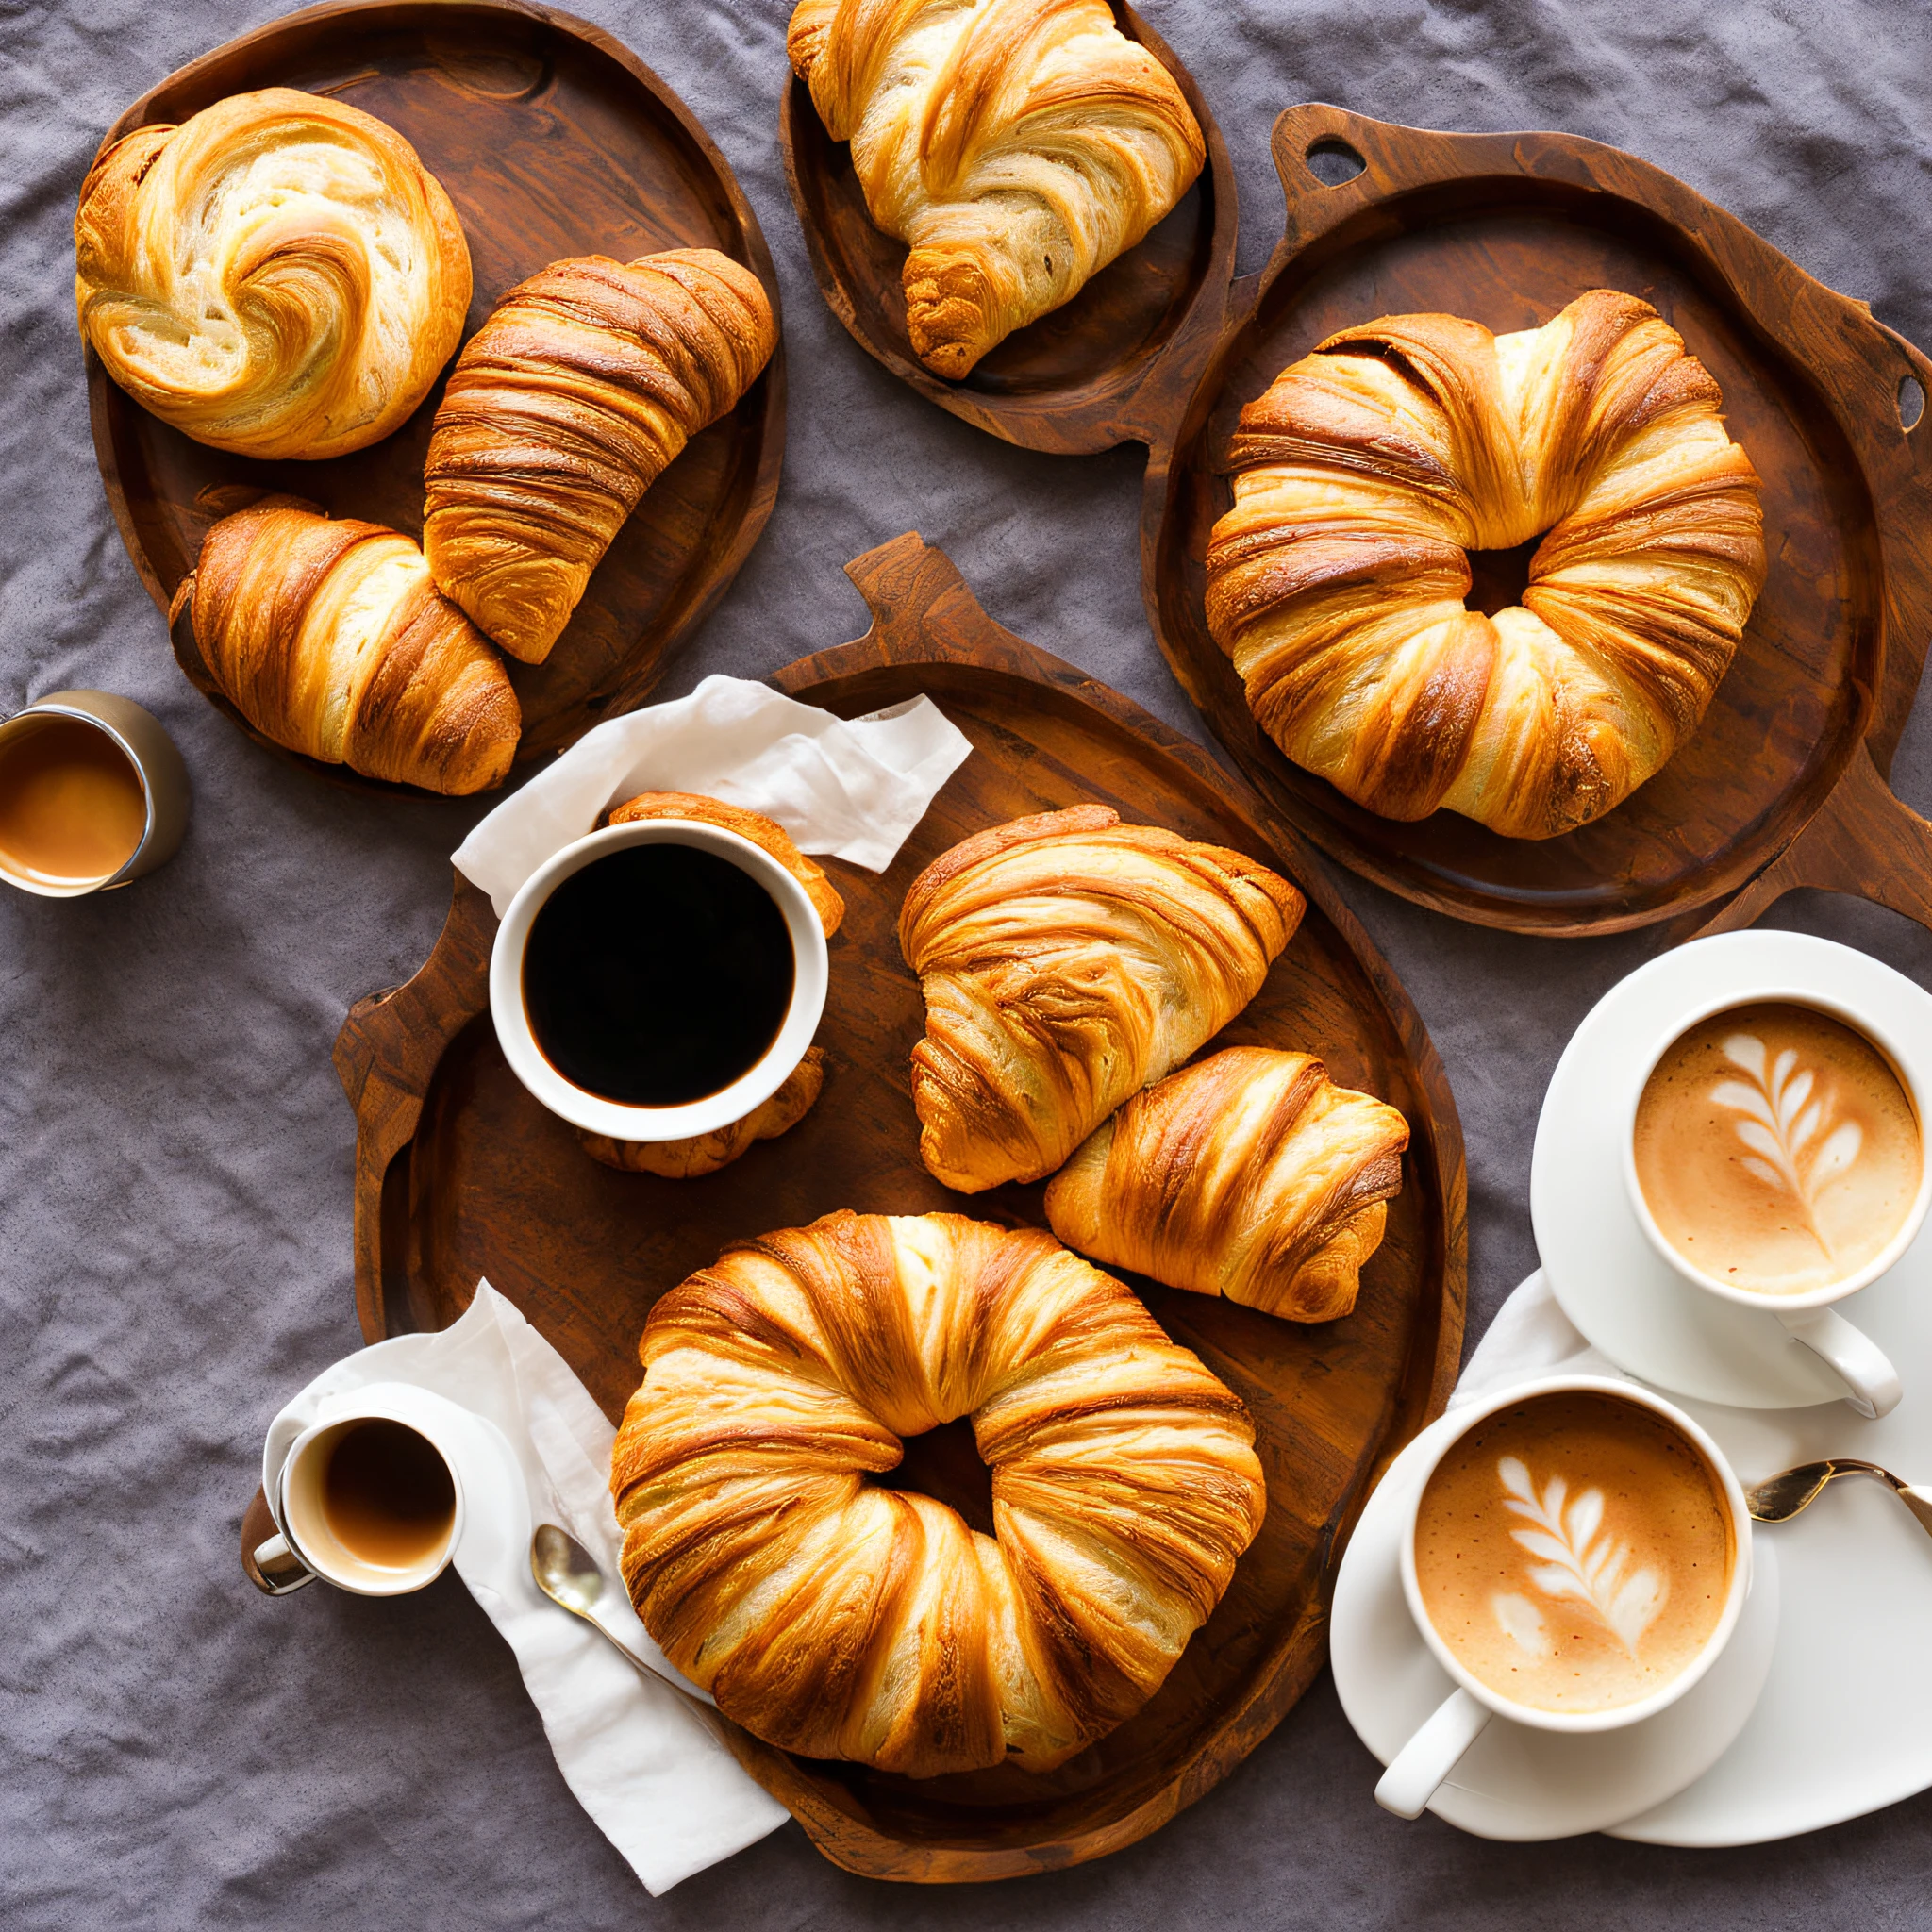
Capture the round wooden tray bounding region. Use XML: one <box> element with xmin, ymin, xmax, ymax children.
<box><xmin>279</xmin><ymin>530</ymin><xmax>1465</xmax><ymax>1881</ymax></box>
<box><xmin>778</xmin><ymin>3</ymin><xmax>1236</xmax><ymax>456</ymax></box>
<box><xmin>1142</xmin><ymin>105</ymin><xmax>1932</xmax><ymax>938</ymax></box>
<box><xmin>88</xmin><ymin>0</ymin><xmax>786</xmax><ymax>792</ymax></box>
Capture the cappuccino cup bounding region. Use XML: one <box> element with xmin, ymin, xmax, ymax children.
<box><xmin>1622</xmin><ymin>989</ymin><xmax>1929</xmax><ymax>1420</ymax></box>
<box><xmin>1375</xmin><ymin>1374</ymin><xmax>1752</xmax><ymax>1820</ymax></box>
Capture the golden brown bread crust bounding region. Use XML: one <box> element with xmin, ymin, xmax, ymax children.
<box><xmin>171</xmin><ymin>497</ymin><xmax>520</xmax><ymax>794</ymax></box>
<box><xmin>423</xmin><ymin>249</ymin><xmax>776</xmax><ymax>663</ymax></box>
<box><xmin>610</xmin><ymin>1209</ymin><xmax>1266</xmax><ymax>1776</ymax></box>
<box><xmin>75</xmin><ymin>88</ymin><xmax>471</xmax><ymax>459</ymax></box>
<box><xmin>787</xmin><ymin>0</ymin><xmax>1204</xmax><ymax>377</ymax></box>
<box><xmin>1044</xmin><ymin>1046</ymin><xmax>1409</xmax><ymax>1323</ymax></box>
<box><xmin>579</xmin><ymin>1048</ymin><xmax>826</xmax><ymax>1179</ymax></box>
<box><xmin>897</xmin><ymin>806</ymin><xmax>1304</xmax><ymax>1191</ymax></box>
<box><xmin>1204</xmin><ymin>290</ymin><xmax>1767</xmax><ymax>839</ymax></box>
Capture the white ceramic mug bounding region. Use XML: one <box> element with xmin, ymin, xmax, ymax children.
<box><xmin>489</xmin><ymin>817</ymin><xmax>830</xmax><ymax>1144</ymax></box>
<box><xmin>1374</xmin><ymin>1374</ymin><xmax>1754</xmax><ymax>1820</ymax></box>
<box><xmin>1620</xmin><ymin>986</ymin><xmax>1931</xmax><ymax>1420</ymax></box>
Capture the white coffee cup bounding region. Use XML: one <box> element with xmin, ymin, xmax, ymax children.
<box><xmin>1621</xmin><ymin>986</ymin><xmax>1930</xmax><ymax>1421</ymax></box>
<box><xmin>489</xmin><ymin>818</ymin><xmax>830</xmax><ymax>1144</ymax></box>
<box><xmin>1374</xmin><ymin>1374</ymin><xmax>1754</xmax><ymax>1820</ymax></box>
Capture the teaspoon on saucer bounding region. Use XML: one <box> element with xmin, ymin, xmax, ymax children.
<box><xmin>1744</xmin><ymin>1460</ymin><xmax>1932</xmax><ymax>1538</ymax></box>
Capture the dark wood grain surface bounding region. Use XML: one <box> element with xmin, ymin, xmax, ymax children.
<box><xmin>1142</xmin><ymin>105</ymin><xmax>1932</xmax><ymax>938</ymax></box>
<box><xmin>317</xmin><ymin>531</ymin><xmax>1466</xmax><ymax>1881</ymax></box>
<box><xmin>88</xmin><ymin>0</ymin><xmax>786</xmax><ymax>794</ymax></box>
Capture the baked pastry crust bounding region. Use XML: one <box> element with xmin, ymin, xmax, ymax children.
<box><xmin>1045</xmin><ymin>1045</ymin><xmax>1408</xmax><ymax>1322</ymax></box>
<box><xmin>787</xmin><ymin>0</ymin><xmax>1204</xmax><ymax>377</ymax></box>
<box><xmin>611</xmin><ymin>1210</ymin><xmax>1266</xmax><ymax>1776</ymax></box>
<box><xmin>423</xmin><ymin>249</ymin><xmax>776</xmax><ymax>663</ymax></box>
<box><xmin>75</xmin><ymin>88</ymin><xmax>471</xmax><ymax>460</ymax></box>
<box><xmin>898</xmin><ymin>805</ymin><xmax>1303</xmax><ymax>1192</ymax></box>
<box><xmin>1204</xmin><ymin>291</ymin><xmax>1767</xmax><ymax>839</ymax></box>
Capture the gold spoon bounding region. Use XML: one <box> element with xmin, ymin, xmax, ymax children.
<box><xmin>1744</xmin><ymin>1459</ymin><xmax>1932</xmax><ymax>1537</ymax></box>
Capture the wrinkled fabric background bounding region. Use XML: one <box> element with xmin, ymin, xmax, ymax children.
<box><xmin>5</xmin><ymin>0</ymin><xmax>1932</xmax><ymax>1924</ymax></box>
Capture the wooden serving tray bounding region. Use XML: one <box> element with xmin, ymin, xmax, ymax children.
<box><xmin>305</xmin><ymin>531</ymin><xmax>1465</xmax><ymax>1881</ymax></box>
<box><xmin>89</xmin><ymin>0</ymin><xmax>785</xmax><ymax>791</ymax></box>
<box><xmin>779</xmin><ymin>3</ymin><xmax>1235</xmax><ymax>456</ymax></box>
<box><xmin>1142</xmin><ymin>105</ymin><xmax>1932</xmax><ymax>938</ymax></box>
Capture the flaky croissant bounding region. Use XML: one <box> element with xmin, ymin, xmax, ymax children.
<box><xmin>171</xmin><ymin>498</ymin><xmax>520</xmax><ymax>794</ymax></box>
<box><xmin>898</xmin><ymin>806</ymin><xmax>1304</xmax><ymax>1192</ymax></box>
<box><xmin>75</xmin><ymin>88</ymin><xmax>470</xmax><ymax>460</ymax></box>
<box><xmin>788</xmin><ymin>0</ymin><xmax>1204</xmax><ymax>377</ymax></box>
<box><xmin>1045</xmin><ymin>1046</ymin><xmax>1408</xmax><ymax>1322</ymax></box>
<box><xmin>423</xmin><ymin>249</ymin><xmax>777</xmax><ymax>663</ymax></box>
<box><xmin>612</xmin><ymin>1210</ymin><xmax>1265</xmax><ymax>1776</ymax></box>
<box><xmin>1205</xmin><ymin>290</ymin><xmax>1766</xmax><ymax>839</ymax></box>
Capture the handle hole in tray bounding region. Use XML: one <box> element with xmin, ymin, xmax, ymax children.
<box><xmin>1305</xmin><ymin>137</ymin><xmax>1367</xmax><ymax>187</ymax></box>
<box><xmin>1900</xmin><ymin>374</ymin><xmax>1926</xmax><ymax>432</ymax></box>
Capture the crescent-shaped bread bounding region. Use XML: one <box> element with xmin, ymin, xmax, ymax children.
<box><xmin>1045</xmin><ymin>1046</ymin><xmax>1409</xmax><ymax>1322</ymax></box>
<box><xmin>897</xmin><ymin>806</ymin><xmax>1304</xmax><ymax>1191</ymax></box>
<box><xmin>1204</xmin><ymin>291</ymin><xmax>1766</xmax><ymax>838</ymax></box>
<box><xmin>611</xmin><ymin>1210</ymin><xmax>1266</xmax><ymax>1776</ymax></box>
<box><xmin>787</xmin><ymin>0</ymin><xmax>1204</xmax><ymax>377</ymax></box>
<box><xmin>75</xmin><ymin>88</ymin><xmax>471</xmax><ymax>460</ymax></box>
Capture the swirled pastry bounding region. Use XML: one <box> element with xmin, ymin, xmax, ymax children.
<box><xmin>171</xmin><ymin>498</ymin><xmax>519</xmax><ymax>794</ymax></box>
<box><xmin>423</xmin><ymin>249</ymin><xmax>776</xmax><ymax>663</ymax></box>
<box><xmin>787</xmin><ymin>0</ymin><xmax>1205</xmax><ymax>377</ymax></box>
<box><xmin>1204</xmin><ymin>291</ymin><xmax>1767</xmax><ymax>839</ymax></box>
<box><xmin>75</xmin><ymin>88</ymin><xmax>471</xmax><ymax>460</ymax></box>
<box><xmin>611</xmin><ymin>1210</ymin><xmax>1266</xmax><ymax>1776</ymax></box>
<box><xmin>1045</xmin><ymin>1046</ymin><xmax>1408</xmax><ymax>1322</ymax></box>
<box><xmin>898</xmin><ymin>806</ymin><xmax>1303</xmax><ymax>1191</ymax></box>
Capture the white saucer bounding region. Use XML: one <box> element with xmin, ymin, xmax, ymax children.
<box><xmin>1330</xmin><ymin>1408</ymin><xmax>1781</xmax><ymax>1841</ymax></box>
<box><xmin>1530</xmin><ymin>930</ymin><xmax>1932</xmax><ymax>1410</ymax></box>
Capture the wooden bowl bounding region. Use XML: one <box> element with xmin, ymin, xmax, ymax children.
<box><xmin>1142</xmin><ymin>106</ymin><xmax>1932</xmax><ymax>937</ymax></box>
<box><xmin>88</xmin><ymin>0</ymin><xmax>785</xmax><ymax>793</ymax></box>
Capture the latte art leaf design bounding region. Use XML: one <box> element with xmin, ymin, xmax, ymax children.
<box><xmin>1495</xmin><ymin>1455</ymin><xmax>1667</xmax><ymax>1657</ymax></box>
<box><xmin>1708</xmin><ymin>1031</ymin><xmax>1862</xmax><ymax>1256</ymax></box>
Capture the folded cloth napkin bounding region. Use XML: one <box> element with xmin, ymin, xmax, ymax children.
<box><xmin>1450</xmin><ymin>1268</ymin><xmax>1620</xmax><ymax>1407</ymax></box>
<box><xmin>454</xmin><ymin>673</ymin><xmax>974</xmax><ymax>915</ymax></box>
<box><xmin>261</xmin><ymin>1281</ymin><xmax>789</xmax><ymax>1895</ymax></box>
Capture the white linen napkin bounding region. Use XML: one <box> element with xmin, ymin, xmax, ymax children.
<box><xmin>1450</xmin><ymin>1268</ymin><xmax>1618</xmax><ymax>1406</ymax></box>
<box><xmin>260</xmin><ymin>1281</ymin><xmax>789</xmax><ymax>1895</ymax></box>
<box><xmin>454</xmin><ymin>674</ymin><xmax>974</xmax><ymax>915</ymax></box>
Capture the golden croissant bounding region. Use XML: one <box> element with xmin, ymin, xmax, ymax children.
<box><xmin>787</xmin><ymin>0</ymin><xmax>1204</xmax><ymax>377</ymax></box>
<box><xmin>611</xmin><ymin>1210</ymin><xmax>1266</xmax><ymax>1776</ymax></box>
<box><xmin>75</xmin><ymin>88</ymin><xmax>471</xmax><ymax>460</ymax></box>
<box><xmin>171</xmin><ymin>498</ymin><xmax>520</xmax><ymax>794</ymax></box>
<box><xmin>1045</xmin><ymin>1046</ymin><xmax>1409</xmax><ymax>1322</ymax></box>
<box><xmin>1204</xmin><ymin>291</ymin><xmax>1767</xmax><ymax>839</ymax></box>
<box><xmin>898</xmin><ymin>806</ymin><xmax>1304</xmax><ymax>1191</ymax></box>
<box><xmin>423</xmin><ymin>249</ymin><xmax>777</xmax><ymax>663</ymax></box>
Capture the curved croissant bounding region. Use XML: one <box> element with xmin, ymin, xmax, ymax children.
<box><xmin>1204</xmin><ymin>291</ymin><xmax>1767</xmax><ymax>839</ymax></box>
<box><xmin>1045</xmin><ymin>1047</ymin><xmax>1409</xmax><ymax>1322</ymax></box>
<box><xmin>898</xmin><ymin>806</ymin><xmax>1304</xmax><ymax>1191</ymax></box>
<box><xmin>75</xmin><ymin>88</ymin><xmax>471</xmax><ymax>459</ymax></box>
<box><xmin>423</xmin><ymin>249</ymin><xmax>777</xmax><ymax>663</ymax></box>
<box><xmin>612</xmin><ymin>1210</ymin><xmax>1266</xmax><ymax>1776</ymax></box>
<box><xmin>171</xmin><ymin>498</ymin><xmax>520</xmax><ymax>794</ymax></box>
<box><xmin>788</xmin><ymin>0</ymin><xmax>1204</xmax><ymax>377</ymax></box>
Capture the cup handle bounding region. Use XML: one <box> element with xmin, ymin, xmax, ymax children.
<box><xmin>1777</xmin><ymin>1307</ymin><xmax>1903</xmax><ymax>1420</ymax></box>
<box><xmin>246</xmin><ymin>1529</ymin><xmax>319</xmax><ymax>1596</ymax></box>
<box><xmin>1374</xmin><ymin>1687</ymin><xmax>1492</xmax><ymax>1819</ymax></box>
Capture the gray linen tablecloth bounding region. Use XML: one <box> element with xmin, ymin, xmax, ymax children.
<box><xmin>6</xmin><ymin>0</ymin><xmax>1931</xmax><ymax>1924</ymax></box>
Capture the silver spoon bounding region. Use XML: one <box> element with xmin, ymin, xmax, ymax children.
<box><xmin>1744</xmin><ymin>1459</ymin><xmax>1932</xmax><ymax>1538</ymax></box>
<box><xmin>528</xmin><ymin>1524</ymin><xmax>714</xmax><ymax>1722</ymax></box>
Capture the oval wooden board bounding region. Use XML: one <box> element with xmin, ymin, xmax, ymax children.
<box><xmin>779</xmin><ymin>3</ymin><xmax>1236</xmax><ymax>455</ymax></box>
<box><xmin>89</xmin><ymin>0</ymin><xmax>785</xmax><ymax>792</ymax></box>
<box><xmin>1143</xmin><ymin>106</ymin><xmax>1932</xmax><ymax>937</ymax></box>
<box><xmin>316</xmin><ymin>531</ymin><xmax>1466</xmax><ymax>1881</ymax></box>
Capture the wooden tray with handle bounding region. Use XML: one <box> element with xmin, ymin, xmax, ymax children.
<box><xmin>250</xmin><ymin>531</ymin><xmax>1465</xmax><ymax>1882</ymax></box>
<box><xmin>1142</xmin><ymin>105</ymin><xmax>1932</xmax><ymax>938</ymax></box>
<box><xmin>89</xmin><ymin>0</ymin><xmax>785</xmax><ymax>792</ymax></box>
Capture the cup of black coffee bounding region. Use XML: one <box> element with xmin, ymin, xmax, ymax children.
<box><xmin>488</xmin><ymin>819</ymin><xmax>831</xmax><ymax>1145</ymax></box>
